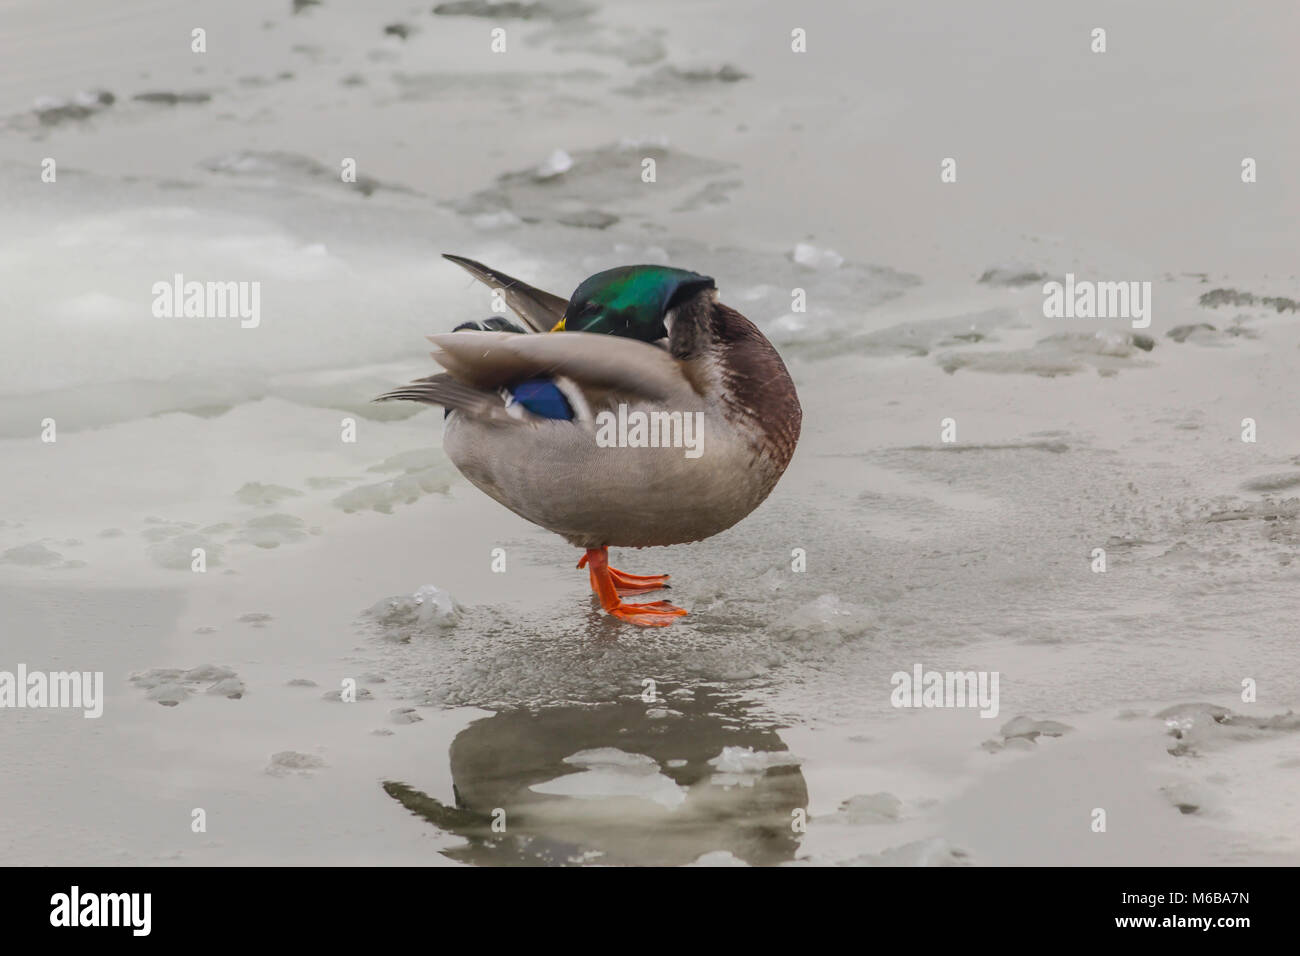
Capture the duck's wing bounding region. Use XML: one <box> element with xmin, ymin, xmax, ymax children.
<box><xmin>426</xmin><ymin>329</ymin><xmax>694</xmax><ymax>404</ymax></box>
<box><xmin>442</xmin><ymin>253</ymin><xmax>568</xmax><ymax>333</ymax></box>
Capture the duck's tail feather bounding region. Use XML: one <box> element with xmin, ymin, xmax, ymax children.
<box><xmin>442</xmin><ymin>254</ymin><xmax>568</xmax><ymax>333</ymax></box>
<box><xmin>374</xmin><ymin>373</ymin><xmax>511</xmax><ymax>421</ymax></box>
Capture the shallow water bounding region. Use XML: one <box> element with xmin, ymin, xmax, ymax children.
<box><xmin>1</xmin><ymin>0</ymin><xmax>1298</xmax><ymax>866</ymax></box>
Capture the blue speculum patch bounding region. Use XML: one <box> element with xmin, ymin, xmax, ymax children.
<box><xmin>508</xmin><ymin>378</ymin><xmax>574</xmax><ymax>420</ymax></box>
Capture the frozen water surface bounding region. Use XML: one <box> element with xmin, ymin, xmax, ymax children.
<box><xmin>1</xmin><ymin>0</ymin><xmax>1298</xmax><ymax>866</ymax></box>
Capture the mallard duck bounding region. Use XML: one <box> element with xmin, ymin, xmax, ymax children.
<box><xmin>377</xmin><ymin>254</ymin><xmax>801</xmax><ymax>626</ymax></box>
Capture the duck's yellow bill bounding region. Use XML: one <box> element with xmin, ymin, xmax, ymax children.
<box><xmin>550</xmin><ymin>318</ymin><xmax>566</xmax><ymax>331</ymax></box>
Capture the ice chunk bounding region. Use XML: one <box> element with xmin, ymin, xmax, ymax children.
<box><xmin>531</xmin><ymin>748</ymin><xmax>686</xmax><ymax>809</ymax></box>
<box><xmin>1000</xmin><ymin>715</ymin><xmax>1073</xmax><ymax>741</ymax></box>
<box><xmin>618</xmin><ymin>63</ymin><xmax>748</xmax><ymax>97</ymax></box>
<box><xmin>132</xmin><ymin>664</ymin><xmax>244</xmax><ymax>705</ymax></box>
<box><xmin>1037</xmin><ymin>330</ymin><xmax>1155</xmax><ymax>357</ymax></box>
<box><xmin>364</xmin><ymin>584</ymin><xmax>463</xmax><ymax>634</ymax></box>
<box><xmin>1158</xmin><ymin>703</ymin><xmax>1300</xmax><ymax>756</ymax></box>
<box><xmin>774</xmin><ymin>594</ymin><xmax>869</xmax><ymax>644</ymax></box>
<box><xmin>977</xmin><ymin>263</ymin><xmax>1049</xmax><ymax>287</ymax></box>
<box><xmin>565</xmin><ymin>748</ymin><xmax>657</xmax><ymax>770</ymax></box>
<box><xmin>206</xmin><ymin>678</ymin><xmax>246</xmax><ymax>699</ymax></box>
<box><xmin>183</xmin><ymin>664</ymin><xmax>237</xmax><ymax>682</ymax></box>
<box><xmin>1160</xmin><ymin>782</ymin><xmax>1216</xmax><ymax>815</ymax></box>
<box><xmin>791</xmin><ymin>242</ymin><xmax>843</xmax><ymax>271</ymax></box>
<box><xmin>1166</xmin><ymin>323</ymin><xmax>1217</xmax><ymax>343</ymax></box>
<box><xmin>30</xmin><ymin>88</ymin><xmax>114</xmax><ymax>126</ymax></box>
<box><xmin>708</xmin><ymin>746</ymin><xmax>800</xmax><ymax>774</ymax></box>
<box><xmin>707</xmin><ymin>746</ymin><xmax>800</xmax><ymax>787</ymax></box>
<box><xmin>405</xmin><ymin>586</ymin><xmax>462</xmax><ymax>628</ymax></box>
<box><xmin>390</xmin><ymin>707</ymin><xmax>422</xmax><ymax>724</ymax></box>
<box><xmin>534</xmin><ymin>149</ymin><xmax>574</xmax><ymax>180</ymax></box>
<box><xmin>322</xmin><ymin>687</ymin><xmax>374</xmax><ymax>701</ymax></box>
<box><xmin>129</xmin><ymin>668</ymin><xmax>184</xmax><ymax>688</ymax></box>
<box><xmin>145</xmin><ymin>683</ymin><xmax>191</xmax><ymax>707</ymax></box>
<box><xmin>837</xmin><ymin>792</ymin><xmax>902</xmax><ymax>824</ymax></box>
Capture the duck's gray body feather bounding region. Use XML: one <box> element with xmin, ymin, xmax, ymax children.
<box><xmin>443</xmin><ymin>390</ymin><xmax>780</xmax><ymax>549</ymax></box>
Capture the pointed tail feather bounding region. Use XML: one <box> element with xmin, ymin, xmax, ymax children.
<box><xmin>374</xmin><ymin>373</ymin><xmax>511</xmax><ymax>421</ymax></box>
<box><xmin>442</xmin><ymin>253</ymin><xmax>568</xmax><ymax>333</ymax></box>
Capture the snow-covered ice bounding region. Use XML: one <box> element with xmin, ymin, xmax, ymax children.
<box><xmin>1</xmin><ymin>0</ymin><xmax>1298</xmax><ymax>868</ymax></box>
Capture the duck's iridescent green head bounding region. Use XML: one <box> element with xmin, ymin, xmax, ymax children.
<box><xmin>557</xmin><ymin>265</ymin><xmax>715</xmax><ymax>341</ymax></box>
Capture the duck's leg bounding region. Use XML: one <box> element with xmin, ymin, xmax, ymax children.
<box><xmin>580</xmin><ymin>547</ymin><xmax>687</xmax><ymax>626</ymax></box>
<box><xmin>577</xmin><ymin>550</ymin><xmax>670</xmax><ymax>595</ymax></box>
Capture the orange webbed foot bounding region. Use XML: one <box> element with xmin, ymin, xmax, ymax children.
<box><xmin>577</xmin><ymin>552</ymin><xmax>671</xmax><ymax>595</ymax></box>
<box><xmin>581</xmin><ymin>547</ymin><xmax>687</xmax><ymax>626</ymax></box>
<box><xmin>608</xmin><ymin>600</ymin><xmax>689</xmax><ymax>627</ymax></box>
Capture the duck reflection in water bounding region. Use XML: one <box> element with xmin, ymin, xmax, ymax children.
<box><xmin>384</xmin><ymin>687</ymin><xmax>808</xmax><ymax>866</ymax></box>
